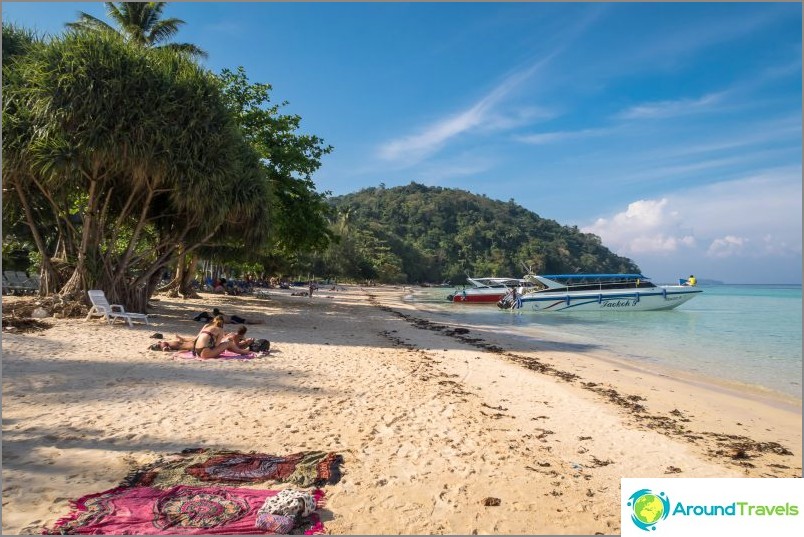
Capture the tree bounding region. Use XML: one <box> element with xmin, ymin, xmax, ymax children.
<box><xmin>217</xmin><ymin>67</ymin><xmax>335</xmax><ymax>262</ymax></box>
<box><xmin>66</xmin><ymin>2</ymin><xmax>206</xmax><ymax>58</ymax></box>
<box><xmin>3</xmin><ymin>29</ymin><xmax>264</xmax><ymax>310</ymax></box>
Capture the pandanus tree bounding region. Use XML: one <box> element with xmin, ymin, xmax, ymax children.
<box><xmin>1</xmin><ymin>25</ymin><xmax>65</xmax><ymax>295</ymax></box>
<box><xmin>66</xmin><ymin>1</ymin><xmax>206</xmax><ymax>58</ymax></box>
<box><xmin>3</xmin><ymin>28</ymin><xmax>266</xmax><ymax>310</ymax></box>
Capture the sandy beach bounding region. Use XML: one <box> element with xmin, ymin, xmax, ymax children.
<box><xmin>2</xmin><ymin>285</ymin><xmax>801</xmax><ymax>534</ymax></box>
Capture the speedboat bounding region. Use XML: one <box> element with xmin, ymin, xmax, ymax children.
<box><xmin>447</xmin><ymin>277</ymin><xmax>536</xmax><ymax>303</ymax></box>
<box><xmin>497</xmin><ymin>273</ymin><xmax>701</xmax><ymax>312</ymax></box>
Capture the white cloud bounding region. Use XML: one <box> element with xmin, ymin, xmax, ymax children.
<box><xmin>582</xmin><ymin>167</ymin><xmax>802</xmax><ymax>282</ymax></box>
<box><xmin>584</xmin><ymin>198</ymin><xmax>697</xmax><ymax>254</ymax></box>
<box><xmin>707</xmin><ymin>235</ymin><xmax>748</xmax><ymax>258</ymax></box>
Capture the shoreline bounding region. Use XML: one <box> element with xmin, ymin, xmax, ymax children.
<box><xmin>403</xmin><ymin>287</ymin><xmax>803</xmax><ymax>405</ymax></box>
<box><xmin>373</xmin><ymin>288</ymin><xmax>802</xmax><ymax>471</ymax></box>
<box><xmin>2</xmin><ymin>286</ymin><xmax>802</xmax><ymax>534</ymax></box>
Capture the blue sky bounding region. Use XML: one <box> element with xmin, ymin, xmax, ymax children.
<box><xmin>3</xmin><ymin>2</ymin><xmax>802</xmax><ymax>284</ymax></box>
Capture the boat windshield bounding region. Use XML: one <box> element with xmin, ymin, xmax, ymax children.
<box><xmin>525</xmin><ymin>274</ymin><xmax>655</xmax><ymax>292</ymax></box>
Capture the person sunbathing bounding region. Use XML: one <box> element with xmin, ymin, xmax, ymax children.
<box><xmin>226</xmin><ymin>325</ymin><xmax>255</xmax><ymax>350</ymax></box>
<box><xmin>150</xmin><ymin>333</ymin><xmax>196</xmax><ymax>352</ymax></box>
<box><xmin>193</xmin><ymin>315</ymin><xmax>252</xmax><ymax>359</ymax></box>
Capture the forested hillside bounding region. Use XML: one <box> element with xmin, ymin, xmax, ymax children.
<box><xmin>326</xmin><ymin>183</ymin><xmax>639</xmax><ymax>284</ymax></box>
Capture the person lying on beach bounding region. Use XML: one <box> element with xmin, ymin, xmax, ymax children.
<box><xmin>150</xmin><ymin>334</ymin><xmax>194</xmax><ymax>352</ymax></box>
<box><xmin>226</xmin><ymin>325</ymin><xmax>255</xmax><ymax>350</ymax></box>
<box><xmin>193</xmin><ymin>315</ymin><xmax>253</xmax><ymax>359</ymax></box>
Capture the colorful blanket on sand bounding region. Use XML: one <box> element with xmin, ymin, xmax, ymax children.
<box><xmin>42</xmin><ymin>485</ymin><xmax>326</xmax><ymax>535</ymax></box>
<box><xmin>173</xmin><ymin>350</ymin><xmax>256</xmax><ymax>360</ymax></box>
<box><xmin>121</xmin><ymin>449</ymin><xmax>343</xmax><ymax>489</ymax></box>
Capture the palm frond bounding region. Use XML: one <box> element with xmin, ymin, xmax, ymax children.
<box><xmin>147</xmin><ymin>19</ymin><xmax>183</xmax><ymax>45</ymax></box>
<box><xmin>65</xmin><ymin>12</ymin><xmax>117</xmax><ymax>34</ymax></box>
<box><xmin>158</xmin><ymin>42</ymin><xmax>208</xmax><ymax>59</ymax></box>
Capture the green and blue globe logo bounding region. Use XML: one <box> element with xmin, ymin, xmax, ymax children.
<box><xmin>627</xmin><ymin>489</ymin><xmax>670</xmax><ymax>531</ymax></box>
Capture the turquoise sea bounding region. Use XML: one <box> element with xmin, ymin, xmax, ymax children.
<box><xmin>405</xmin><ymin>284</ymin><xmax>803</xmax><ymax>400</ymax></box>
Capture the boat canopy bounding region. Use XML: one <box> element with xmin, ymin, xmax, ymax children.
<box><xmin>523</xmin><ymin>273</ymin><xmax>653</xmax><ymax>291</ymax></box>
<box><xmin>539</xmin><ymin>273</ymin><xmax>647</xmax><ymax>280</ymax></box>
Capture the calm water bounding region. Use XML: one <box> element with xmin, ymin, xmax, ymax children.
<box><xmin>405</xmin><ymin>284</ymin><xmax>803</xmax><ymax>400</ymax></box>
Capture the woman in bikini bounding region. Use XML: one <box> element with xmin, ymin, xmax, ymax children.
<box><xmin>193</xmin><ymin>316</ymin><xmax>252</xmax><ymax>359</ymax></box>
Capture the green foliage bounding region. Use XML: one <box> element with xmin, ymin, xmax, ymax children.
<box><xmin>217</xmin><ymin>67</ymin><xmax>334</xmax><ymax>258</ymax></box>
<box><xmin>2</xmin><ymin>26</ymin><xmax>265</xmax><ymax>304</ymax></box>
<box><xmin>326</xmin><ymin>182</ymin><xmax>640</xmax><ymax>283</ymax></box>
<box><xmin>66</xmin><ymin>2</ymin><xmax>207</xmax><ymax>58</ymax></box>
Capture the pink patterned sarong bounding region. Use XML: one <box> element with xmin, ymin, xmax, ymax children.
<box><xmin>173</xmin><ymin>350</ymin><xmax>255</xmax><ymax>361</ymax></box>
<box><xmin>43</xmin><ymin>485</ymin><xmax>326</xmax><ymax>535</ymax></box>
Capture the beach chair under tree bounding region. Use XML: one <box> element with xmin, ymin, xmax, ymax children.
<box><xmin>85</xmin><ymin>290</ymin><xmax>150</xmax><ymax>327</ymax></box>
<box><xmin>3</xmin><ymin>271</ymin><xmax>30</xmax><ymax>294</ymax></box>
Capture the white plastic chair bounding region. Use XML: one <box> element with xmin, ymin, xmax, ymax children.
<box><xmin>85</xmin><ymin>290</ymin><xmax>150</xmax><ymax>327</ymax></box>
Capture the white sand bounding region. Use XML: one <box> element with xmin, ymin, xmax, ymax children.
<box><xmin>2</xmin><ymin>286</ymin><xmax>801</xmax><ymax>534</ymax></box>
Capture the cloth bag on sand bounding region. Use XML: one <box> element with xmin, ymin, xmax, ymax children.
<box><xmin>254</xmin><ymin>513</ymin><xmax>295</xmax><ymax>533</ymax></box>
<box><xmin>258</xmin><ymin>489</ymin><xmax>316</xmax><ymax>517</ymax></box>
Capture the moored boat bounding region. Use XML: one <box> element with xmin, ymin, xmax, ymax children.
<box><xmin>497</xmin><ymin>273</ymin><xmax>701</xmax><ymax>312</ymax></box>
<box><xmin>447</xmin><ymin>277</ymin><xmax>536</xmax><ymax>303</ymax></box>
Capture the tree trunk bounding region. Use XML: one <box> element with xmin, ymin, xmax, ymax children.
<box><xmin>12</xmin><ymin>177</ymin><xmax>61</xmax><ymax>296</ymax></box>
<box><xmin>179</xmin><ymin>254</ymin><xmax>200</xmax><ymax>298</ymax></box>
<box><xmin>157</xmin><ymin>250</ymin><xmax>201</xmax><ymax>299</ymax></box>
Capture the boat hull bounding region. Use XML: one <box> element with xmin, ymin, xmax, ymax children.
<box><xmin>513</xmin><ymin>287</ymin><xmax>701</xmax><ymax>312</ymax></box>
<box><xmin>449</xmin><ymin>290</ymin><xmax>508</xmax><ymax>303</ymax></box>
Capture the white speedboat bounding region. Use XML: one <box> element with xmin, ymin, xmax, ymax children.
<box><xmin>447</xmin><ymin>277</ymin><xmax>536</xmax><ymax>303</ymax></box>
<box><xmin>497</xmin><ymin>273</ymin><xmax>701</xmax><ymax>312</ymax></box>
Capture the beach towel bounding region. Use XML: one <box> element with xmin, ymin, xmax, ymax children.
<box><xmin>122</xmin><ymin>449</ymin><xmax>343</xmax><ymax>489</ymax></box>
<box><xmin>42</xmin><ymin>485</ymin><xmax>326</xmax><ymax>535</ymax></box>
<box><xmin>173</xmin><ymin>350</ymin><xmax>256</xmax><ymax>361</ymax></box>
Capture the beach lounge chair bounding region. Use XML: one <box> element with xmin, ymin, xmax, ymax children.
<box><xmin>25</xmin><ymin>274</ymin><xmax>41</xmax><ymax>293</ymax></box>
<box><xmin>3</xmin><ymin>271</ymin><xmax>30</xmax><ymax>294</ymax></box>
<box><xmin>16</xmin><ymin>272</ymin><xmax>39</xmax><ymax>294</ymax></box>
<box><xmin>85</xmin><ymin>290</ymin><xmax>150</xmax><ymax>327</ymax></box>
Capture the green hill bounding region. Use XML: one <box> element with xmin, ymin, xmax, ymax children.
<box><xmin>326</xmin><ymin>182</ymin><xmax>639</xmax><ymax>284</ymax></box>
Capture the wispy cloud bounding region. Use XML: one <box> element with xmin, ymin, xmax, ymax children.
<box><xmin>415</xmin><ymin>153</ymin><xmax>495</xmax><ymax>184</ymax></box>
<box><xmin>514</xmin><ymin>127</ymin><xmax>610</xmax><ymax>145</ymax></box>
<box><xmin>610</xmin><ymin>146</ymin><xmax>799</xmax><ymax>187</ymax></box>
<box><xmin>624</xmin><ymin>5</ymin><xmax>793</xmax><ymax>68</ymax></box>
<box><xmin>377</xmin><ymin>56</ymin><xmax>554</xmax><ymax>163</ymax></box>
<box><xmin>376</xmin><ymin>4</ymin><xmax>608</xmax><ymax>165</ymax></box>
<box><xmin>640</xmin><ymin>116</ymin><xmax>801</xmax><ymax>160</ymax></box>
<box><xmin>615</xmin><ymin>92</ymin><xmax>725</xmax><ymax>120</ymax></box>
